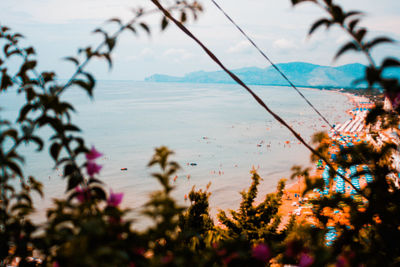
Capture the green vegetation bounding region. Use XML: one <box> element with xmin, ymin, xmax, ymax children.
<box><xmin>1</xmin><ymin>0</ymin><xmax>400</xmax><ymax>266</ymax></box>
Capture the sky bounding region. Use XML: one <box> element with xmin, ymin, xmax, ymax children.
<box><xmin>1</xmin><ymin>0</ymin><xmax>399</xmax><ymax>80</ymax></box>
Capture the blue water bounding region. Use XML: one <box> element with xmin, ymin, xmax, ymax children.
<box><xmin>1</xmin><ymin>81</ymin><xmax>352</xmax><ymax>223</ymax></box>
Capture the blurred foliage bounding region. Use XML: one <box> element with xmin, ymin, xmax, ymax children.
<box><xmin>1</xmin><ymin>0</ymin><xmax>400</xmax><ymax>266</ymax></box>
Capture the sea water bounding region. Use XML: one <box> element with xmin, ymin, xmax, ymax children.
<box><xmin>1</xmin><ymin>81</ymin><xmax>352</xmax><ymax>224</ymax></box>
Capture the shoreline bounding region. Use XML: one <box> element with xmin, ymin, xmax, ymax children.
<box><xmin>277</xmin><ymin>89</ymin><xmax>373</xmax><ymax>225</ymax></box>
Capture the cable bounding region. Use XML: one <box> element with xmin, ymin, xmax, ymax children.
<box><xmin>150</xmin><ymin>0</ymin><xmax>366</xmax><ymax>196</ymax></box>
<box><xmin>211</xmin><ymin>0</ymin><xmax>335</xmax><ymax>130</ymax></box>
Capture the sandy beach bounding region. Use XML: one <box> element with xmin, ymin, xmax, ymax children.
<box><xmin>277</xmin><ymin>91</ymin><xmax>374</xmax><ymax>227</ymax></box>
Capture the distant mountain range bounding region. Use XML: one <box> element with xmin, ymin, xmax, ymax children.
<box><xmin>145</xmin><ymin>62</ymin><xmax>400</xmax><ymax>89</ymax></box>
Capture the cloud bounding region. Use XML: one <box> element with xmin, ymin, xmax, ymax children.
<box><xmin>163</xmin><ymin>48</ymin><xmax>194</xmax><ymax>61</ymax></box>
<box><xmin>227</xmin><ymin>41</ymin><xmax>252</xmax><ymax>53</ymax></box>
<box><xmin>140</xmin><ymin>47</ymin><xmax>155</xmax><ymax>57</ymax></box>
<box><xmin>273</xmin><ymin>38</ymin><xmax>297</xmax><ymax>50</ymax></box>
<box><xmin>2</xmin><ymin>0</ymin><xmax>147</xmax><ymax>24</ymax></box>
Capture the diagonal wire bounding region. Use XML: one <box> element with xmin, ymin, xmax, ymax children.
<box><xmin>212</xmin><ymin>0</ymin><xmax>373</xmax><ymax>170</ymax></box>
<box><xmin>211</xmin><ymin>0</ymin><xmax>335</xmax><ymax>131</ymax></box>
<box><xmin>150</xmin><ymin>0</ymin><xmax>365</xmax><ymax>197</ymax></box>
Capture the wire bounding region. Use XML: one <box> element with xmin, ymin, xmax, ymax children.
<box><xmin>150</xmin><ymin>0</ymin><xmax>365</xmax><ymax>196</ymax></box>
<box><xmin>211</xmin><ymin>0</ymin><xmax>335</xmax><ymax>130</ymax></box>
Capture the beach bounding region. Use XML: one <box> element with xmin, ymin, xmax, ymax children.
<box><xmin>277</xmin><ymin>92</ymin><xmax>374</xmax><ymax>228</ymax></box>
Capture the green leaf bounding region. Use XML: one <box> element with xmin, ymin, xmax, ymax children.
<box><xmin>30</xmin><ymin>136</ymin><xmax>44</xmax><ymax>151</ymax></box>
<box><xmin>366</xmin><ymin>37</ymin><xmax>394</xmax><ymax>50</ymax></box>
<box><xmin>64</xmin><ymin>57</ymin><xmax>79</xmax><ymax>66</ymax></box>
<box><xmin>67</xmin><ymin>174</ymin><xmax>83</xmax><ymax>191</ymax></box>
<box><xmin>64</xmin><ymin>164</ymin><xmax>76</xmax><ymax>177</ymax></box>
<box><xmin>354</xmin><ymin>28</ymin><xmax>367</xmax><ymax>42</ymax></box>
<box><xmin>21</xmin><ymin>60</ymin><xmax>37</xmax><ymax>72</ymax></box>
<box><xmin>0</xmin><ymin>70</ymin><xmax>13</xmax><ymax>90</ymax></box>
<box><xmin>348</xmin><ymin>19</ymin><xmax>360</xmax><ymax>32</ymax></box>
<box><xmin>18</xmin><ymin>104</ymin><xmax>34</xmax><ymax>122</ymax></box>
<box><xmin>291</xmin><ymin>0</ymin><xmax>314</xmax><ymax>5</ymax></box>
<box><xmin>334</xmin><ymin>41</ymin><xmax>358</xmax><ymax>60</ymax></box>
<box><xmin>25</xmin><ymin>47</ymin><xmax>35</xmax><ymax>55</ymax></box>
<box><xmin>344</xmin><ymin>11</ymin><xmax>363</xmax><ymax>20</ymax></box>
<box><xmin>140</xmin><ymin>23</ymin><xmax>150</xmax><ymax>35</ymax></box>
<box><xmin>2</xmin><ymin>129</ymin><xmax>18</xmax><ymax>141</ymax></box>
<box><xmin>180</xmin><ymin>12</ymin><xmax>187</xmax><ymax>24</ymax></box>
<box><xmin>102</xmin><ymin>53</ymin><xmax>112</xmax><ymax>69</ymax></box>
<box><xmin>161</xmin><ymin>16</ymin><xmax>169</xmax><ymax>31</ymax></box>
<box><xmin>126</xmin><ymin>25</ymin><xmax>137</xmax><ymax>35</ymax></box>
<box><xmin>6</xmin><ymin>160</ymin><xmax>23</xmax><ymax>177</ymax></box>
<box><xmin>381</xmin><ymin>58</ymin><xmax>400</xmax><ymax>69</ymax></box>
<box><xmin>64</xmin><ymin>124</ymin><xmax>80</xmax><ymax>132</ymax></box>
<box><xmin>105</xmin><ymin>37</ymin><xmax>116</xmax><ymax>51</ymax></box>
<box><xmin>50</xmin><ymin>142</ymin><xmax>62</xmax><ymax>161</ymax></box>
<box><xmin>308</xmin><ymin>18</ymin><xmax>331</xmax><ymax>35</ymax></box>
<box><xmin>107</xmin><ymin>18</ymin><xmax>122</xmax><ymax>26</ymax></box>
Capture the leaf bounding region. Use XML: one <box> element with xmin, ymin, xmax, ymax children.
<box><xmin>348</xmin><ymin>19</ymin><xmax>360</xmax><ymax>32</ymax></box>
<box><xmin>64</xmin><ymin>164</ymin><xmax>76</xmax><ymax>177</ymax></box>
<box><xmin>107</xmin><ymin>18</ymin><xmax>122</xmax><ymax>26</ymax></box>
<box><xmin>140</xmin><ymin>23</ymin><xmax>150</xmax><ymax>35</ymax></box>
<box><xmin>308</xmin><ymin>18</ymin><xmax>331</xmax><ymax>35</ymax></box>
<box><xmin>381</xmin><ymin>58</ymin><xmax>400</xmax><ymax>69</ymax></box>
<box><xmin>67</xmin><ymin>174</ymin><xmax>83</xmax><ymax>191</ymax></box>
<box><xmin>161</xmin><ymin>16</ymin><xmax>169</xmax><ymax>31</ymax></box>
<box><xmin>354</xmin><ymin>28</ymin><xmax>367</xmax><ymax>42</ymax></box>
<box><xmin>126</xmin><ymin>25</ymin><xmax>137</xmax><ymax>35</ymax></box>
<box><xmin>102</xmin><ymin>53</ymin><xmax>112</xmax><ymax>69</ymax></box>
<box><xmin>331</xmin><ymin>5</ymin><xmax>344</xmax><ymax>24</ymax></box>
<box><xmin>291</xmin><ymin>0</ymin><xmax>314</xmax><ymax>5</ymax></box>
<box><xmin>26</xmin><ymin>87</ymin><xmax>36</xmax><ymax>101</ymax></box>
<box><xmin>3</xmin><ymin>43</ymin><xmax>11</xmax><ymax>56</ymax></box>
<box><xmin>18</xmin><ymin>104</ymin><xmax>34</xmax><ymax>122</ymax></box>
<box><xmin>72</xmin><ymin>79</ymin><xmax>93</xmax><ymax>97</ymax></box>
<box><xmin>2</xmin><ymin>129</ymin><xmax>18</xmax><ymax>141</ymax></box>
<box><xmin>21</xmin><ymin>60</ymin><xmax>37</xmax><ymax>72</ymax></box>
<box><xmin>64</xmin><ymin>124</ymin><xmax>80</xmax><ymax>132</ymax></box>
<box><xmin>30</xmin><ymin>136</ymin><xmax>44</xmax><ymax>151</ymax></box>
<box><xmin>50</xmin><ymin>142</ymin><xmax>61</xmax><ymax>161</ymax></box>
<box><xmin>334</xmin><ymin>41</ymin><xmax>358</xmax><ymax>60</ymax></box>
<box><xmin>105</xmin><ymin>37</ymin><xmax>116</xmax><ymax>51</ymax></box>
<box><xmin>6</xmin><ymin>160</ymin><xmax>23</xmax><ymax>177</ymax></box>
<box><xmin>180</xmin><ymin>12</ymin><xmax>187</xmax><ymax>24</ymax></box>
<box><xmin>25</xmin><ymin>47</ymin><xmax>35</xmax><ymax>55</ymax></box>
<box><xmin>1</xmin><ymin>71</ymin><xmax>13</xmax><ymax>90</ymax></box>
<box><xmin>344</xmin><ymin>11</ymin><xmax>363</xmax><ymax>20</ymax></box>
<box><xmin>91</xmin><ymin>186</ymin><xmax>106</xmax><ymax>200</ymax></box>
<box><xmin>365</xmin><ymin>66</ymin><xmax>381</xmax><ymax>86</ymax></box>
<box><xmin>366</xmin><ymin>37</ymin><xmax>394</xmax><ymax>50</ymax></box>
<box><xmin>64</xmin><ymin>57</ymin><xmax>79</xmax><ymax>66</ymax></box>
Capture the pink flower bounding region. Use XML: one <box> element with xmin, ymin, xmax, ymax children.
<box><xmin>385</xmin><ymin>91</ymin><xmax>400</xmax><ymax>109</ymax></box>
<box><xmin>86</xmin><ymin>146</ymin><xmax>103</xmax><ymax>161</ymax></box>
<box><xmin>53</xmin><ymin>262</ymin><xmax>60</xmax><ymax>267</ymax></box>
<box><xmin>299</xmin><ymin>252</ymin><xmax>314</xmax><ymax>267</ymax></box>
<box><xmin>87</xmin><ymin>161</ymin><xmax>102</xmax><ymax>176</ymax></box>
<box><xmin>75</xmin><ymin>186</ymin><xmax>89</xmax><ymax>203</ymax></box>
<box><xmin>107</xmin><ymin>190</ymin><xmax>124</xmax><ymax>207</ymax></box>
<box><xmin>252</xmin><ymin>243</ymin><xmax>271</xmax><ymax>263</ymax></box>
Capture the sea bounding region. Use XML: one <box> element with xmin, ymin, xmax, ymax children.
<box><xmin>1</xmin><ymin>81</ymin><xmax>353</xmax><ymax>225</ymax></box>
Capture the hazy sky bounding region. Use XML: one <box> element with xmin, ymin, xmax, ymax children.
<box><xmin>1</xmin><ymin>0</ymin><xmax>399</xmax><ymax>80</ymax></box>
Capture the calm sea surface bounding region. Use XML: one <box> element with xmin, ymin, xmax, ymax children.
<box><xmin>2</xmin><ymin>81</ymin><xmax>352</xmax><ymax>223</ymax></box>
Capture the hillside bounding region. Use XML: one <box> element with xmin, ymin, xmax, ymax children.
<box><xmin>145</xmin><ymin>62</ymin><xmax>368</xmax><ymax>88</ymax></box>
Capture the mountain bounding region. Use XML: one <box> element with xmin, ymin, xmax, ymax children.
<box><xmin>145</xmin><ymin>62</ymin><xmax>369</xmax><ymax>88</ymax></box>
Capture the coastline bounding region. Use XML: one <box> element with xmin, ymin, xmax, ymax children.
<box><xmin>277</xmin><ymin>89</ymin><xmax>372</xmax><ymax>225</ymax></box>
